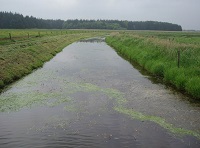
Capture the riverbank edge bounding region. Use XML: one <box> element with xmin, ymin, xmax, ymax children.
<box><xmin>0</xmin><ymin>33</ymin><xmax>103</xmax><ymax>92</ymax></box>
<box><xmin>105</xmin><ymin>36</ymin><xmax>200</xmax><ymax>100</ymax></box>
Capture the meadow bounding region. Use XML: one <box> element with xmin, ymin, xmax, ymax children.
<box><xmin>0</xmin><ymin>29</ymin><xmax>107</xmax><ymax>91</ymax></box>
<box><xmin>106</xmin><ymin>31</ymin><xmax>200</xmax><ymax>99</ymax></box>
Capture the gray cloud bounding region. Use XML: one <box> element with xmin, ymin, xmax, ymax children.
<box><xmin>0</xmin><ymin>0</ymin><xmax>199</xmax><ymax>30</ymax></box>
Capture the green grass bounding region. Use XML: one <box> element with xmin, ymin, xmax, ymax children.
<box><xmin>0</xmin><ymin>29</ymin><xmax>108</xmax><ymax>91</ymax></box>
<box><xmin>106</xmin><ymin>31</ymin><xmax>200</xmax><ymax>99</ymax></box>
<box><xmin>0</xmin><ymin>29</ymin><xmax>95</xmax><ymax>38</ymax></box>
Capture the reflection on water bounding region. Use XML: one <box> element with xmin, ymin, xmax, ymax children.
<box><xmin>79</xmin><ymin>37</ymin><xmax>105</xmax><ymax>43</ymax></box>
<box><xmin>0</xmin><ymin>38</ymin><xmax>200</xmax><ymax>147</ymax></box>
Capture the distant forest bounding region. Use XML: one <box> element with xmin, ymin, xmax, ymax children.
<box><xmin>0</xmin><ymin>12</ymin><xmax>182</xmax><ymax>31</ymax></box>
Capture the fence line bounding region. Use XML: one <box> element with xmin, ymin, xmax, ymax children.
<box><xmin>0</xmin><ymin>30</ymin><xmax>91</xmax><ymax>41</ymax></box>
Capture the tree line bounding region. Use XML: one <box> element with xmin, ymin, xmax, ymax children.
<box><xmin>0</xmin><ymin>12</ymin><xmax>64</xmax><ymax>29</ymax></box>
<box><xmin>0</xmin><ymin>12</ymin><xmax>182</xmax><ymax>31</ymax></box>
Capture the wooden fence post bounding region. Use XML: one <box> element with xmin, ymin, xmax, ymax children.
<box><xmin>28</xmin><ymin>33</ymin><xmax>29</xmax><ymax>38</ymax></box>
<box><xmin>9</xmin><ymin>33</ymin><xmax>12</xmax><ymax>40</ymax></box>
<box><xmin>177</xmin><ymin>49</ymin><xmax>180</xmax><ymax>68</ymax></box>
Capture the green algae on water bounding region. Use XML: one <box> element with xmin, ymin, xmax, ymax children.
<box><xmin>114</xmin><ymin>107</ymin><xmax>200</xmax><ymax>140</ymax></box>
<box><xmin>0</xmin><ymin>77</ymin><xmax>126</xmax><ymax>113</ymax></box>
<box><xmin>1</xmin><ymin>69</ymin><xmax>200</xmax><ymax>140</ymax></box>
<box><xmin>0</xmin><ymin>91</ymin><xmax>68</xmax><ymax>112</ymax></box>
<box><xmin>69</xmin><ymin>82</ymin><xmax>127</xmax><ymax>105</ymax></box>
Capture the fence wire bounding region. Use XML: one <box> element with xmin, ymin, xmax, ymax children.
<box><xmin>179</xmin><ymin>48</ymin><xmax>200</xmax><ymax>69</ymax></box>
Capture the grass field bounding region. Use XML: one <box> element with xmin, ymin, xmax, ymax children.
<box><xmin>0</xmin><ymin>29</ymin><xmax>101</xmax><ymax>45</ymax></box>
<box><xmin>0</xmin><ymin>29</ymin><xmax>108</xmax><ymax>91</ymax></box>
<box><xmin>106</xmin><ymin>31</ymin><xmax>200</xmax><ymax>99</ymax></box>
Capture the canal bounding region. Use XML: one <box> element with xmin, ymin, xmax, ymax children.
<box><xmin>0</xmin><ymin>38</ymin><xmax>200</xmax><ymax>147</ymax></box>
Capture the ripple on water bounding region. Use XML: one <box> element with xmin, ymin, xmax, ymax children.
<box><xmin>0</xmin><ymin>40</ymin><xmax>200</xmax><ymax>147</ymax></box>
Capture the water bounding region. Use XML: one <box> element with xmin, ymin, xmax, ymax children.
<box><xmin>0</xmin><ymin>38</ymin><xmax>200</xmax><ymax>147</ymax></box>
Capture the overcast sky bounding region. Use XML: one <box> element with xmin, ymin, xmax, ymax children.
<box><xmin>0</xmin><ymin>0</ymin><xmax>199</xmax><ymax>30</ymax></box>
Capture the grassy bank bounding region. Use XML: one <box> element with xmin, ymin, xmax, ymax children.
<box><xmin>106</xmin><ymin>31</ymin><xmax>200</xmax><ymax>99</ymax></box>
<box><xmin>0</xmin><ymin>29</ymin><xmax>107</xmax><ymax>91</ymax></box>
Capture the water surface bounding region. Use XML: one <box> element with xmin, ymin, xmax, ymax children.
<box><xmin>0</xmin><ymin>38</ymin><xmax>200</xmax><ymax>147</ymax></box>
